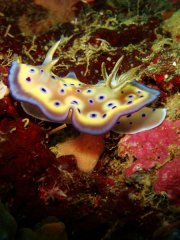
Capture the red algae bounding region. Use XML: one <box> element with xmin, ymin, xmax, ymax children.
<box><xmin>0</xmin><ymin>118</ymin><xmax>54</xmax><ymax>180</ymax></box>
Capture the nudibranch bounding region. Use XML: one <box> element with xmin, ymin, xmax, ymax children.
<box><xmin>8</xmin><ymin>38</ymin><xmax>166</xmax><ymax>135</ymax></box>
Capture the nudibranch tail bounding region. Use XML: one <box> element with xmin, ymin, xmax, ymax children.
<box><xmin>113</xmin><ymin>107</ymin><xmax>166</xmax><ymax>134</ymax></box>
<box><xmin>8</xmin><ymin>38</ymin><xmax>166</xmax><ymax>135</ymax></box>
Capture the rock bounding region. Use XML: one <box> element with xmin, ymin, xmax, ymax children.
<box><xmin>0</xmin><ymin>203</ymin><xmax>17</xmax><ymax>240</ymax></box>
<box><xmin>36</xmin><ymin>222</ymin><xmax>68</xmax><ymax>240</ymax></box>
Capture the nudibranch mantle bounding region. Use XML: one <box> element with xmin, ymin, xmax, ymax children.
<box><xmin>8</xmin><ymin>38</ymin><xmax>166</xmax><ymax>135</ymax></box>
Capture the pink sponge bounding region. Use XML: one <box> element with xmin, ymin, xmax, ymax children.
<box><xmin>153</xmin><ymin>157</ymin><xmax>180</xmax><ymax>205</ymax></box>
<box><xmin>118</xmin><ymin>119</ymin><xmax>180</xmax><ymax>177</ymax></box>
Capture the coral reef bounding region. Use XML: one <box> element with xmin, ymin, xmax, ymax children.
<box><xmin>0</xmin><ymin>0</ymin><xmax>179</xmax><ymax>239</ymax></box>
<box><xmin>0</xmin><ymin>203</ymin><xmax>17</xmax><ymax>239</ymax></box>
<box><xmin>0</xmin><ymin>204</ymin><xmax>68</xmax><ymax>240</ymax></box>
